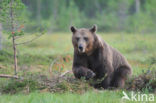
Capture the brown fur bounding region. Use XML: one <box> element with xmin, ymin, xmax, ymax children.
<box><xmin>70</xmin><ymin>25</ymin><xmax>132</xmax><ymax>89</ymax></box>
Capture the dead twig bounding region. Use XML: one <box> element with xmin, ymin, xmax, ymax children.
<box><xmin>49</xmin><ymin>58</ymin><xmax>59</xmax><ymax>73</ymax></box>
<box><xmin>59</xmin><ymin>70</ymin><xmax>72</xmax><ymax>78</ymax></box>
<box><xmin>15</xmin><ymin>35</ymin><xmax>25</xmax><ymax>40</ymax></box>
<box><xmin>15</xmin><ymin>34</ymin><xmax>43</xmax><ymax>45</ymax></box>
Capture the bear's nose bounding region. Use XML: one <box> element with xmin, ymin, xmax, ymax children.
<box><xmin>78</xmin><ymin>45</ymin><xmax>83</xmax><ymax>51</ymax></box>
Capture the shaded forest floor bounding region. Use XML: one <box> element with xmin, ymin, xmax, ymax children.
<box><xmin>0</xmin><ymin>33</ymin><xmax>156</xmax><ymax>103</ymax></box>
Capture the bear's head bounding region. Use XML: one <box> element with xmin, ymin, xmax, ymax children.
<box><xmin>70</xmin><ymin>25</ymin><xmax>103</xmax><ymax>55</ymax></box>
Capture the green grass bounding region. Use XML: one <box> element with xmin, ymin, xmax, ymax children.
<box><xmin>0</xmin><ymin>91</ymin><xmax>120</xmax><ymax>103</ymax></box>
<box><xmin>1</xmin><ymin>90</ymin><xmax>155</xmax><ymax>103</ymax></box>
<box><xmin>0</xmin><ymin>32</ymin><xmax>156</xmax><ymax>103</ymax></box>
<box><xmin>0</xmin><ymin>91</ymin><xmax>155</xmax><ymax>103</ymax></box>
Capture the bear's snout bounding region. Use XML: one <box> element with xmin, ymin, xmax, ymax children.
<box><xmin>78</xmin><ymin>45</ymin><xmax>83</xmax><ymax>51</ymax></box>
<box><xmin>78</xmin><ymin>44</ymin><xmax>86</xmax><ymax>53</ymax></box>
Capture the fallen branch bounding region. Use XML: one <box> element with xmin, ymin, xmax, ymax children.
<box><xmin>15</xmin><ymin>34</ymin><xmax>43</xmax><ymax>45</ymax></box>
<box><xmin>0</xmin><ymin>74</ymin><xmax>19</xmax><ymax>79</ymax></box>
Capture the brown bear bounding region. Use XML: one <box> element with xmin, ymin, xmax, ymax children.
<box><xmin>70</xmin><ymin>25</ymin><xmax>132</xmax><ymax>89</ymax></box>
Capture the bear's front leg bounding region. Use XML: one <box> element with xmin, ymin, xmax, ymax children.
<box><xmin>72</xmin><ymin>66</ymin><xmax>95</xmax><ymax>80</ymax></box>
<box><xmin>101</xmin><ymin>62</ymin><xmax>114</xmax><ymax>89</ymax></box>
<box><xmin>101</xmin><ymin>74</ymin><xmax>113</xmax><ymax>89</ymax></box>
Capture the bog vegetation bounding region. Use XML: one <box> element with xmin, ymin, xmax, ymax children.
<box><xmin>0</xmin><ymin>0</ymin><xmax>156</xmax><ymax>103</ymax></box>
<box><xmin>0</xmin><ymin>33</ymin><xmax>156</xmax><ymax>99</ymax></box>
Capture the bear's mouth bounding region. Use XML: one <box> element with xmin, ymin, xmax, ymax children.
<box><xmin>78</xmin><ymin>48</ymin><xmax>85</xmax><ymax>53</ymax></box>
<box><xmin>78</xmin><ymin>47</ymin><xmax>85</xmax><ymax>53</ymax></box>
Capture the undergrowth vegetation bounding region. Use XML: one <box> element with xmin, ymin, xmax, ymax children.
<box><xmin>0</xmin><ymin>33</ymin><xmax>156</xmax><ymax>103</ymax></box>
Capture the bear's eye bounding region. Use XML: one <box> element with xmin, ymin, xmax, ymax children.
<box><xmin>76</xmin><ymin>37</ymin><xmax>80</xmax><ymax>41</ymax></box>
<box><xmin>84</xmin><ymin>37</ymin><xmax>88</xmax><ymax>41</ymax></box>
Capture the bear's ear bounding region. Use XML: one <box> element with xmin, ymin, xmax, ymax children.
<box><xmin>70</xmin><ymin>26</ymin><xmax>77</xmax><ymax>33</ymax></box>
<box><xmin>90</xmin><ymin>25</ymin><xmax>97</xmax><ymax>33</ymax></box>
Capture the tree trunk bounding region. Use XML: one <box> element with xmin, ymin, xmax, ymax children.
<box><xmin>37</xmin><ymin>0</ymin><xmax>41</xmax><ymax>23</ymax></box>
<box><xmin>10</xmin><ymin>0</ymin><xmax>17</xmax><ymax>75</ymax></box>
<box><xmin>135</xmin><ymin>0</ymin><xmax>140</xmax><ymax>13</ymax></box>
<box><xmin>0</xmin><ymin>23</ymin><xmax>2</xmax><ymax>50</ymax></box>
<box><xmin>53</xmin><ymin>0</ymin><xmax>58</xmax><ymax>20</ymax></box>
